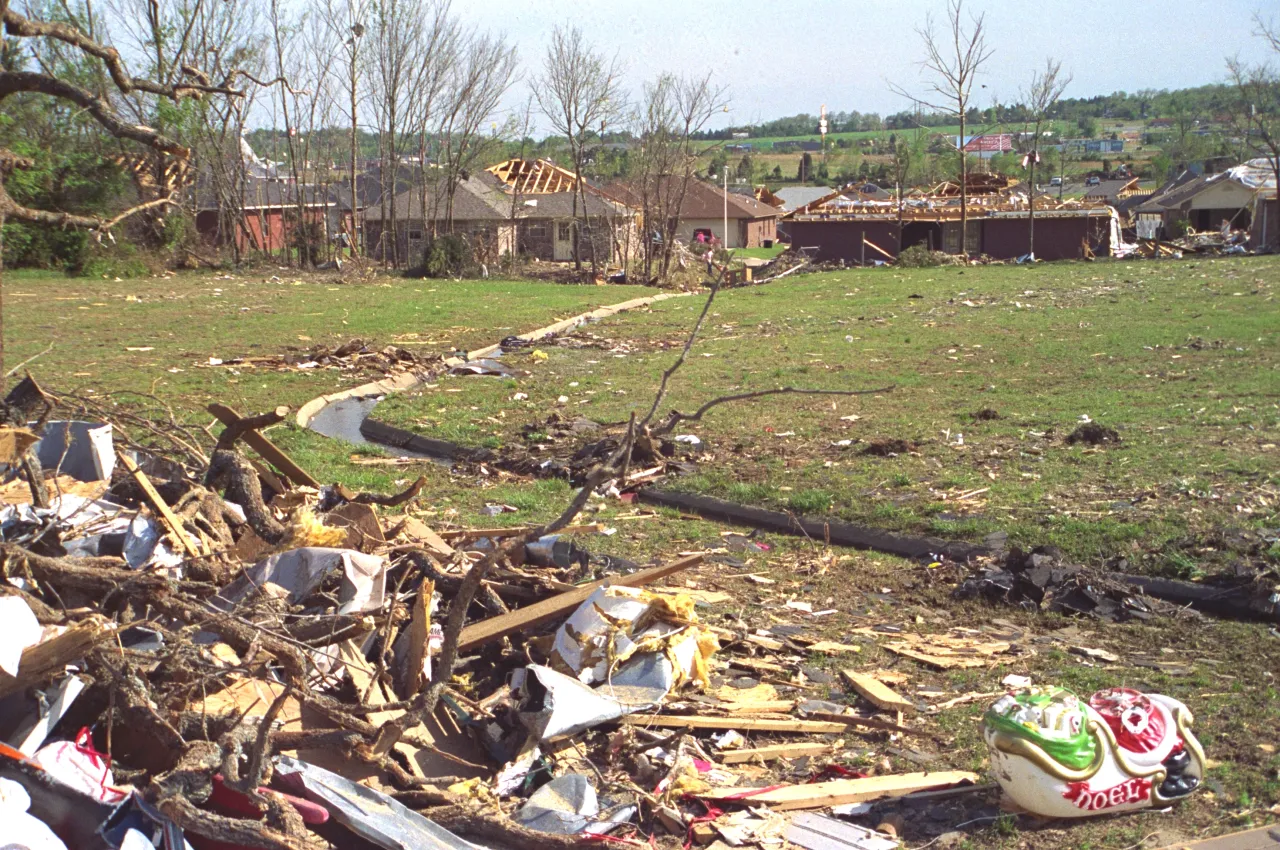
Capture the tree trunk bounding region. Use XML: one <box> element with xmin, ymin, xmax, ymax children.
<box><xmin>958</xmin><ymin>112</ymin><xmax>967</xmax><ymax>256</ymax></box>
<box><xmin>350</xmin><ymin>71</ymin><xmax>359</xmax><ymax>257</ymax></box>
<box><xmin>1028</xmin><ymin>154</ymin><xmax>1036</xmax><ymax>259</ymax></box>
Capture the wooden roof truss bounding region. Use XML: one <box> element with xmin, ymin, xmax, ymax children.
<box><xmin>487</xmin><ymin>159</ymin><xmax>579</xmax><ymax>194</ymax></box>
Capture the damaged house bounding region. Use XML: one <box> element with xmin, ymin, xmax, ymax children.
<box><xmin>785</xmin><ymin>180</ymin><xmax>1118</xmax><ymax>262</ymax></box>
<box><xmin>1133</xmin><ymin>159</ymin><xmax>1277</xmax><ymax>245</ymax></box>
<box><xmin>363</xmin><ymin>162</ymin><xmax>638</xmax><ymax>266</ymax></box>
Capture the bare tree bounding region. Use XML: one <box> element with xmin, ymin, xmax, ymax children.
<box><xmin>402</xmin><ymin>1</ymin><xmax>459</xmax><ymax>258</ymax></box>
<box><xmin>1019</xmin><ymin>58</ymin><xmax>1071</xmax><ymax>259</ymax></box>
<box><xmin>320</xmin><ymin>0</ymin><xmax>370</xmax><ymax>257</ymax></box>
<box><xmin>533</xmin><ymin>24</ymin><xmax>625</xmax><ymax>277</ymax></box>
<box><xmin>434</xmin><ymin>28</ymin><xmax>517</xmax><ymax>236</ymax></box>
<box><xmin>631</xmin><ymin>71</ymin><xmax>727</xmax><ymax>283</ymax></box>
<box><xmin>366</xmin><ymin>0</ymin><xmax>432</xmax><ymax>266</ymax></box>
<box><xmin>890</xmin><ymin>0</ymin><xmax>992</xmax><ymax>254</ymax></box>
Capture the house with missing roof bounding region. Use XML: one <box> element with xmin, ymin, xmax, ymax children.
<box><xmin>363</xmin><ymin>161</ymin><xmax>638</xmax><ymax>266</ymax></box>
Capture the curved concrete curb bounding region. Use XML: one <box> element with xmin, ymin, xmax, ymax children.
<box><xmin>296</xmin><ymin>290</ymin><xmax>690</xmax><ymax>429</ymax></box>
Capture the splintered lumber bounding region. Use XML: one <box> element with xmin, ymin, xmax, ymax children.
<box><xmin>404</xmin><ymin>580</ymin><xmax>434</xmax><ymax>698</ymax></box>
<box><xmin>0</xmin><ymin>616</ymin><xmax>116</xmax><ymax>698</ymax></box>
<box><xmin>439</xmin><ymin>523</ymin><xmax>603</xmax><ymax>542</ymax></box>
<box><xmin>697</xmin><ymin>771</ymin><xmax>980</xmax><ymax>811</ymax></box>
<box><xmin>456</xmin><ymin>554</ymin><xmax>703</xmax><ymax>652</ymax></box>
<box><xmin>0</xmin><ymin>427</ymin><xmax>39</xmax><ymax>464</ymax></box>
<box><xmin>1154</xmin><ymin>824</ymin><xmax>1280</xmax><ymax>849</ymax></box>
<box><xmin>116</xmin><ymin>450</ymin><xmax>202</xmax><ymax>558</ymax></box>
<box><xmin>208</xmin><ymin>403</ymin><xmax>321</xmax><ymax>489</ymax></box>
<box><xmin>841</xmin><ymin>670</ymin><xmax>916</xmax><ymax>714</ymax></box>
<box><xmin>622</xmin><ymin>715</ymin><xmax>850</xmax><ymax>734</ymax></box>
<box><xmin>863</xmin><ymin>236</ymin><xmax>895</xmax><ymax>260</ymax></box>
<box><xmin>399</xmin><ymin>517</ymin><xmax>456</xmax><ymax>558</ymax></box>
<box><xmin>720</xmin><ymin>742</ymin><xmax>841</xmax><ymax>765</ymax></box>
<box><xmin>884</xmin><ymin>645</ymin><xmax>989</xmax><ymax>670</ymax></box>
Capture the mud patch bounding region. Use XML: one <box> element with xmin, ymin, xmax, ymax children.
<box><xmin>861</xmin><ymin>438</ymin><xmax>920</xmax><ymax>456</ymax></box>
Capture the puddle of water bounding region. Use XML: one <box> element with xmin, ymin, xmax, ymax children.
<box><xmin>307</xmin><ymin>397</ymin><xmax>444</xmax><ymax>462</ymax></box>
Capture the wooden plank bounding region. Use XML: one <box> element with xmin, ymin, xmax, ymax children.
<box><xmin>438</xmin><ymin>523</ymin><xmax>602</xmax><ymax>542</ymax></box>
<box><xmin>622</xmin><ymin>715</ymin><xmax>850</xmax><ymax>734</ymax></box>
<box><xmin>696</xmin><ymin>771</ymin><xmax>980</xmax><ymax>811</ymax></box>
<box><xmin>116</xmin><ymin>450</ymin><xmax>202</xmax><ymax>559</ymax></box>
<box><xmin>208</xmin><ymin>403</ymin><xmax>321</xmax><ymax>489</ymax></box>
<box><xmin>841</xmin><ymin>670</ymin><xmax>916</xmax><ymax>714</ymax></box>
<box><xmin>399</xmin><ymin>517</ymin><xmax>455</xmax><ymax>558</ymax></box>
<box><xmin>403</xmin><ymin>580</ymin><xmax>433</xmax><ymax>699</ymax></box>
<box><xmin>456</xmin><ymin>554</ymin><xmax>703</xmax><ymax>652</ymax></box>
<box><xmin>0</xmin><ymin>617</ymin><xmax>116</xmax><ymax>698</ymax></box>
<box><xmin>1155</xmin><ymin>825</ymin><xmax>1280</xmax><ymax>850</ymax></box>
<box><xmin>720</xmin><ymin>742</ymin><xmax>839</xmax><ymax>765</ymax></box>
<box><xmin>884</xmin><ymin>645</ymin><xmax>988</xmax><ymax>670</ymax></box>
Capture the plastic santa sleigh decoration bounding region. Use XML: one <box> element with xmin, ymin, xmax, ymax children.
<box><xmin>983</xmin><ymin>686</ymin><xmax>1205</xmax><ymax>818</ymax></box>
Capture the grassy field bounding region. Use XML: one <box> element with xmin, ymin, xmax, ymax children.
<box><xmin>8</xmin><ymin>259</ymin><xmax>1280</xmax><ymax>849</ymax></box>
<box><xmin>376</xmin><ymin>256</ymin><xmax>1280</xmax><ymax>571</ymax></box>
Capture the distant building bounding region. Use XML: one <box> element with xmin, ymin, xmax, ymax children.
<box><xmin>956</xmin><ymin>134</ymin><xmax>1014</xmax><ymax>159</ymax></box>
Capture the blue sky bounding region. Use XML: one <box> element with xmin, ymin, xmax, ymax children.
<box><xmin>456</xmin><ymin>0</ymin><xmax>1277</xmax><ymax>130</ymax></box>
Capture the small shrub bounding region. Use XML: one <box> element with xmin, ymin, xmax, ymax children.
<box><xmin>77</xmin><ymin>241</ymin><xmax>150</xmax><ymax>278</ymax></box>
<box><xmin>415</xmin><ymin>234</ymin><xmax>475</xmax><ymax>278</ymax></box>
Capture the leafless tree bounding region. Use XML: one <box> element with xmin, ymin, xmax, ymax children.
<box><xmin>320</xmin><ymin>0</ymin><xmax>370</xmax><ymax>256</ymax></box>
<box><xmin>1257</xmin><ymin>11</ymin><xmax>1280</xmax><ymax>54</ymax></box>
<box><xmin>890</xmin><ymin>0</ymin><xmax>992</xmax><ymax>254</ymax></box>
<box><xmin>401</xmin><ymin>2</ymin><xmax>458</xmax><ymax>258</ymax></box>
<box><xmin>434</xmin><ymin>28</ymin><xmax>517</xmax><ymax>237</ymax></box>
<box><xmin>366</xmin><ymin>0</ymin><xmax>433</xmax><ymax>266</ymax></box>
<box><xmin>1225</xmin><ymin>55</ymin><xmax>1280</xmax><ymax>247</ymax></box>
<box><xmin>533</xmin><ymin>24</ymin><xmax>625</xmax><ymax>277</ymax></box>
<box><xmin>1019</xmin><ymin>58</ymin><xmax>1071</xmax><ymax>258</ymax></box>
<box><xmin>631</xmin><ymin>71</ymin><xmax>728</xmax><ymax>283</ymax></box>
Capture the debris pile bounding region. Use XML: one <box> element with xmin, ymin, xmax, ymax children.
<box><xmin>954</xmin><ymin>545</ymin><xmax>1280</xmax><ymax>623</ymax></box>
<box><xmin>2</xmin><ymin>377</ymin><xmax>999</xmax><ymax>850</ymax></box>
<box><xmin>202</xmin><ymin>338</ymin><xmax>434</xmax><ymax>377</ymax></box>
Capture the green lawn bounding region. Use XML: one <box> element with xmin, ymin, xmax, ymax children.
<box><xmin>374</xmin><ymin>256</ymin><xmax>1280</xmax><ymax>569</ymax></box>
<box><xmin>733</xmin><ymin>244</ymin><xmax>788</xmax><ymax>261</ymax></box>
<box><xmin>7</xmin><ymin>268</ymin><xmax>654</xmax><ymax>417</ymax></box>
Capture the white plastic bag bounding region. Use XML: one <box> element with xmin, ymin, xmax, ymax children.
<box><xmin>32</xmin><ymin>728</ymin><xmax>127</xmax><ymax>804</ymax></box>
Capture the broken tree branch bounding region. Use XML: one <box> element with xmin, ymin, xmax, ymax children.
<box><xmin>654</xmin><ymin>386</ymin><xmax>894</xmax><ymax>436</ymax></box>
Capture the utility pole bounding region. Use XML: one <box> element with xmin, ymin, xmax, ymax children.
<box><xmin>723</xmin><ymin>164</ymin><xmax>729</xmax><ymax>249</ymax></box>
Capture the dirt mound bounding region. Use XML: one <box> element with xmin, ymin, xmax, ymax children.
<box><xmin>1065</xmin><ymin>422</ymin><xmax>1121</xmax><ymax>445</ymax></box>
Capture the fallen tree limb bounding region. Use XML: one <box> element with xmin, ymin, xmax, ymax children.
<box><xmin>208</xmin><ymin>404</ymin><xmax>319</xmax><ymax>489</ymax></box>
<box><xmin>349</xmin><ymin>475</ymin><xmax>427</xmax><ymax>507</ymax></box>
<box><xmin>637</xmin><ymin>489</ymin><xmax>993</xmax><ymax>562</ymax></box>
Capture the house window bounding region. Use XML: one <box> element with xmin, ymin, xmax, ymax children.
<box><xmin>557</xmin><ymin>222</ymin><xmax>572</xmax><ymax>241</ymax></box>
<box><xmin>408</xmin><ymin>230</ymin><xmax>423</xmax><ymax>242</ymax></box>
<box><xmin>526</xmin><ymin>222</ymin><xmax>549</xmax><ymax>240</ymax></box>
